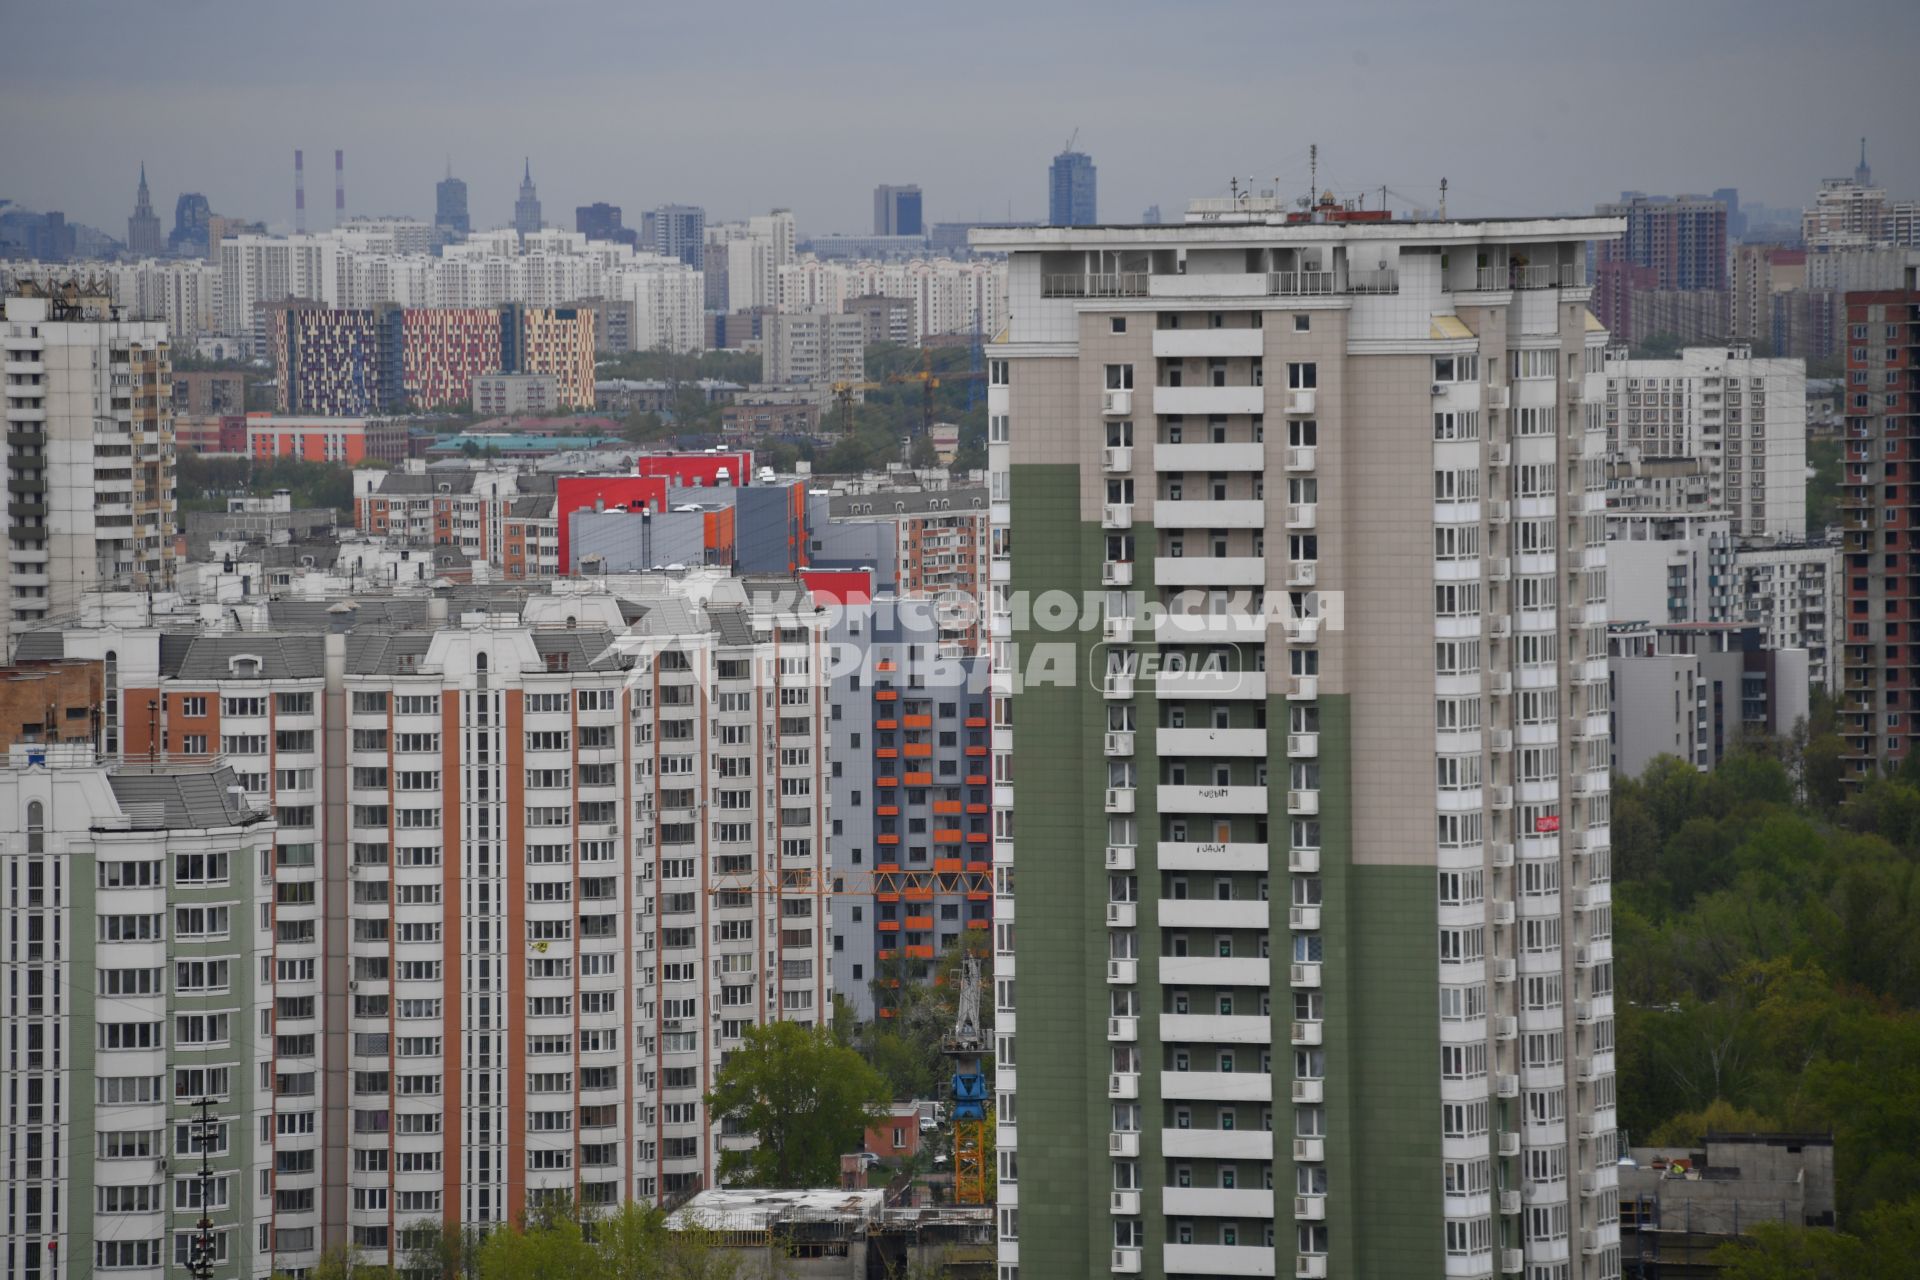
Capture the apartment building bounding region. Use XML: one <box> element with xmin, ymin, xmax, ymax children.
<box><xmin>1732</xmin><ymin>541</ymin><xmax>1841</xmax><ymax>695</ymax></box>
<box><xmin>3</xmin><ymin>290</ymin><xmax>178</xmax><ymax>644</ymax></box>
<box><xmin>1839</xmin><ymin>273</ymin><xmax>1920</xmax><ymax>781</ymax></box>
<box><xmin>12</xmin><ymin>573</ymin><xmax>833</xmax><ymax>1270</ymax></box>
<box><xmin>1604</xmin><ymin>514</ymin><xmax>1734</xmax><ymax>628</ymax></box>
<box><xmin>819</xmin><ymin>488</ymin><xmax>991</xmax><ymax>653</ymax></box>
<box><xmin>0</xmin><ymin>746</ymin><xmax>278</xmax><ymax>1280</ymax></box>
<box><xmin>977</xmin><ymin>208</ymin><xmax>1625</xmax><ymax>1280</ymax></box>
<box><xmin>1608</xmin><ymin>623</ymin><xmax>1810</xmax><ymax>775</ymax></box>
<box><xmin>1600</xmin><ymin>347</ymin><xmax>1807</xmax><ymax>540</ymax></box>
<box><xmin>825</xmin><ymin>593</ymin><xmax>991</xmax><ymax>1020</ymax></box>
<box><xmin>763</xmin><ymin>311</ymin><xmax>866</xmax><ymax>386</ymax></box>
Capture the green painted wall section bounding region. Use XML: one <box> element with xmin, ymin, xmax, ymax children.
<box><xmin>1009</xmin><ymin>465</ymin><xmax>1444</xmax><ymax>1278</ymax></box>
<box><xmin>1007</xmin><ymin>462</ymin><xmax>1127</xmax><ymax>1276</ymax></box>
<box><xmin>1306</xmin><ymin>696</ymin><xmax>1445</xmax><ymax>1278</ymax></box>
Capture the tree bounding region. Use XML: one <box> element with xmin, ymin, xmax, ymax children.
<box><xmin>399</xmin><ymin>1216</ymin><xmax>486</xmax><ymax>1280</ymax></box>
<box><xmin>705</xmin><ymin>1020</ymin><xmax>890</xmax><ymax>1187</ymax></box>
<box><xmin>471</xmin><ymin>1213</ymin><xmax>598</xmax><ymax>1280</ymax></box>
<box><xmin>1711</xmin><ymin>1195</ymin><xmax>1920</xmax><ymax>1280</ymax></box>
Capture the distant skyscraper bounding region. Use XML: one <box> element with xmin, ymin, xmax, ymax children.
<box><xmin>1048</xmin><ymin>148</ymin><xmax>1097</xmax><ymax>226</ymax></box>
<box><xmin>873</xmin><ymin>184</ymin><xmax>924</xmax><ymax>237</ymax></box>
<box><xmin>1855</xmin><ymin>137</ymin><xmax>1871</xmax><ymax>187</ymax></box>
<box><xmin>125</xmin><ymin>163</ymin><xmax>162</xmax><ymax>258</ymax></box>
<box><xmin>576</xmin><ymin>201</ymin><xmax>635</xmax><ymax>246</ymax></box>
<box><xmin>436</xmin><ymin>162</ymin><xmax>470</xmax><ymax>236</ymax></box>
<box><xmin>1141</xmin><ymin>204</ymin><xmax>1163</xmax><ymax>225</ymax></box>
<box><xmin>169</xmin><ymin>191</ymin><xmax>211</xmax><ymax>256</ymax></box>
<box><xmin>652</xmin><ymin>204</ymin><xmax>706</xmax><ymax>268</ymax></box>
<box><xmin>514</xmin><ymin>158</ymin><xmax>542</xmax><ymax>236</ymax></box>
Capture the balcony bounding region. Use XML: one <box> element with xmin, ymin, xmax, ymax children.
<box><xmin>1287</xmin><ymin>675</ymin><xmax>1318</xmax><ymax>701</ymax></box>
<box><xmin>1287</xmin><ymin>731</ymin><xmax>1318</xmax><ymax>757</ymax></box>
<box><xmin>1158</xmin><ymin>726</ymin><xmax>1267</xmax><ymax>757</ymax></box>
<box><xmin>1152</xmin><ymin>328</ymin><xmax>1264</xmax><ymax>359</ymax></box>
<box><xmin>1290</xmin><ymin>962</ymin><xmax>1322</xmax><ymax>988</ymax></box>
<box><xmin>1103</xmin><ymin>672</ymin><xmax>1135</xmax><ymax>699</ymax></box>
<box><xmin>1153</xmin><ymin>610</ymin><xmax>1266</xmax><ymax>642</ymax></box>
<box><xmin>1109</xmin><ymin>1131</ymin><xmax>1141</xmax><ymax>1158</ymax></box>
<box><xmin>1288</xmin><ymin>847</ymin><xmax>1321</xmax><ymax>874</ymax></box>
<box><xmin>1108</xmin><ymin>1072</ymin><xmax>1140</xmax><ymax>1099</ymax></box>
<box><xmin>1156</xmin><ymin>556</ymin><xmax>1266</xmax><ymax>587</ymax></box>
<box><xmin>1105</xmin><ymin>787</ymin><xmax>1136</xmax><ymax>815</ymax></box>
<box><xmin>1154</xmin><ymin>442</ymin><xmax>1265</xmax><ymax>472</ymax></box>
<box><xmin>1160</xmin><ymin>955</ymin><xmax>1270</xmax><ymax>988</ymax></box>
<box><xmin>1163</xmin><ymin>1187</ymin><xmax>1276</xmax><ymax>1219</ymax></box>
<box><xmin>1106</xmin><ymin>902</ymin><xmax>1136</xmax><ymax>927</ymax></box>
<box><xmin>1112</xmin><ymin>1248</ymin><xmax>1143</xmax><ymax>1275</ymax></box>
<box><xmin>1106</xmin><ymin>844</ymin><xmax>1137</xmax><ymax>871</ymax></box>
<box><xmin>1105</xmin><ymin>730</ymin><xmax>1136</xmax><ymax>756</ymax></box>
<box><xmin>1293</xmin><ymin>1137</ymin><xmax>1325</xmax><ymax>1162</ymax></box>
<box><xmin>1287</xmin><ymin>789</ymin><xmax>1320</xmax><ymax>817</ymax></box>
<box><xmin>1291</xmin><ymin>1019</ymin><xmax>1323</xmax><ymax>1046</ymax></box>
<box><xmin>1104</xmin><ymin>615</ymin><xmax>1136</xmax><ymax>643</ymax></box>
<box><xmin>1110</xmin><ymin>1190</ymin><xmax>1142</xmax><ymax>1216</ymax></box>
<box><xmin>1160</xmin><ymin>1068</ymin><xmax>1273</xmax><ymax>1102</ymax></box>
<box><xmin>1286</xmin><ymin>389</ymin><xmax>1316</xmax><ymax>415</ymax></box>
<box><xmin>1157</xmin><ymin>841</ymin><xmax>1267</xmax><ymax>873</ymax></box>
<box><xmin>1160</xmin><ymin>898</ymin><xmax>1268</xmax><ymax>930</ymax></box>
<box><xmin>1286</xmin><ymin>503</ymin><xmax>1317</xmax><ymax>530</ymax></box>
<box><xmin>1107</xmin><ymin>959</ymin><xmax>1138</xmax><ymax>985</ymax></box>
<box><xmin>1108</xmin><ymin>1016</ymin><xmax>1138</xmax><ymax>1042</ymax></box>
<box><xmin>1268</xmin><ymin>269</ymin><xmax>1338</xmax><ymax>296</ymax></box>
<box><xmin>1291</xmin><ymin>1079</ymin><xmax>1324</xmax><ymax>1104</ymax></box>
<box><xmin>1162</xmin><ymin>1128</ymin><xmax>1273</xmax><ymax>1161</ymax></box>
<box><xmin>1105</xmin><ymin>445</ymin><xmax>1133</xmax><ymax>472</ymax></box>
<box><xmin>1155</xmin><ymin>668</ymin><xmax>1265</xmax><ymax>701</ymax></box>
<box><xmin>1042</xmin><ymin>272</ymin><xmax>1149</xmax><ymax>298</ymax></box>
<box><xmin>1155</xmin><ymin>498</ymin><xmax>1265</xmax><ymax>529</ymax></box>
<box><xmin>1158</xmin><ymin>783</ymin><xmax>1268</xmax><ymax>815</ymax></box>
<box><xmin>1296</xmin><ymin>1257</ymin><xmax>1329</xmax><ymax>1280</ymax></box>
<box><xmin>1294</xmin><ymin>1194</ymin><xmax>1327</xmax><ymax>1221</ymax></box>
<box><xmin>1153</xmin><ymin>385</ymin><xmax>1265</xmax><ymax>417</ymax></box>
<box><xmin>1289</xmin><ymin>905</ymin><xmax>1322</xmax><ymax>931</ymax></box>
<box><xmin>1103</xmin><ymin>503</ymin><xmax>1134</xmax><ymax>530</ymax></box>
<box><xmin>1163</xmin><ymin>1244</ymin><xmax>1279</xmax><ymax>1279</ymax></box>
<box><xmin>1286</xmin><ymin>445</ymin><xmax>1317</xmax><ymax>471</ymax></box>
<box><xmin>1103</xmin><ymin>389</ymin><xmax>1134</xmax><ymax>416</ymax></box>
<box><xmin>1102</xmin><ymin>560</ymin><xmax>1134</xmax><ymax>587</ymax></box>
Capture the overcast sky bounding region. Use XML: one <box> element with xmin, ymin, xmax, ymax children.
<box><xmin>3</xmin><ymin>0</ymin><xmax>1916</xmax><ymax>239</ymax></box>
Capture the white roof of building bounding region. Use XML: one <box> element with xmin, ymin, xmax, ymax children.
<box><xmin>665</xmin><ymin>1188</ymin><xmax>885</xmax><ymax>1232</ymax></box>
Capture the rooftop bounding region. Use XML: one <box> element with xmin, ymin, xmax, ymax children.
<box><xmin>666</xmin><ymin>1188</ymin><xmax>886</xmax><ymax>1233</ymax></box>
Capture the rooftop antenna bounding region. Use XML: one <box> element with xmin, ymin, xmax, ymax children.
<box><xmin>335</xmin><ymin>149</ymin><xmax>345</xmax><ymax>227</ymax></box>
<box><xmin>1308</xmin><ymin>143</ymin><xmax>1318</xmax><ymax>207</ymax></box>
<box><xmin>1439</xmin><ymin>177</ymin><xmax>1448</xmax><ymax>220</ymax></box>
<box><xmin>294</xmin><ymin>149</ymin><xmax>306</xmax><ymax>234</ymax></box>
<box><xmin>1064</xmin><ymin>127</ymin><xmax>1079</xmax><ymax>154</ymax></box>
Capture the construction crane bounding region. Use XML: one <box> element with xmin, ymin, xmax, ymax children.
<box><xmin>942</xmin><ymin>954</ymin><xmax>992</xmax><ymax>1205</ymax></box>
<box><xmin>830</xmin><ymin>380</ymin><xmax>883</xmax><ymax>435</ymax></box>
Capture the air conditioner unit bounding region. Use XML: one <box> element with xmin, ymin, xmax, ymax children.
<box><xmin>1431</xmin><ymin>383</ymin><xmax>1447</xmax><ymax>396</ymax></box>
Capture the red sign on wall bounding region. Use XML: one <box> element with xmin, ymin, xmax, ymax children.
<box><xmin>1533</xmin><ymin>815</ymin><xmax>1561</xmax><ymax>834</ymax></box>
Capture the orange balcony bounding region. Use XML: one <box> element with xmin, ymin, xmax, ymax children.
<box><xmin>876</xmin><ymin>748</ymin><xmax>899</xmax><ymax>760</ymax></box>
<box><xmin>933</xmin><ymin>800</ymin><xmax>963</xmax><ymax>815</ymax></box>
<box><xmin>878</xmin><ymin>949</ymin><xmax>897</xmax><ymax>962</ymax></box>
<box><xmin>877</xmin><ymin>776</ymin><xmax>898</xmax><ymax>788</ymax></box>
<box><xmin>904</xmin><ymin>714</ymin><xmax>932</xmax><ymax>729</ymax></box>
<box><xmin>904</xmin><ymin>886</ymin><xmax>935</xmax><ymax>902</ymax></box>
<box><xmin>905</xmin><ymin>772</ymin><xmax>933</xmax><ymax>786</ymax></box>
<box><xmin>876</xmin><ymin>718</ymin><xmax>899</xmax><ymax>731</ymax></box>
<box><xmin>966</xmin><ymin>774</ymin><xmax>988</xmax><ymax>786</ymax></box>
<box><xmin>905</xmin><ymin>945</ymin><xmax>935</xmax><ymax>959</ymax></box>
<box><xmin>906</xmin><ymin>915</ymin><xmax>934</xmax><ymax>930</ymax></box>
<box><xmin>965</xmin><ymin>745</ymin><xmax>988</xmax><ymax>757</ymax></box>
<box><xmin>966</xmin><ymin>803</ymin><xmax>989</xmax><ymax>814</ymax></box>
<box><xmin>878</xmin><ymin>1007</ymin><xmax>895</xmax><ymax>1019</ymax></box>
<box><xmin>967</xmin><ymin>919</ymin><xmax>990</xmax><ymax>930</ymax></box>
<box><xmin>876</xmin><ymin>660</ymin><xmax>897</xmax><ymax>673</ymax></box>
<box><xmin>967</xmin><ymin>832</ymin><xmax>989</xmax><ymax>844</ymax></box>
<box><xmin>965</xmin><ymin>716</ymin><xmax>988</xmax><ymax>729</ymax></box>
<box><xmin>903</xmin><ymin>743</ymin><xmax>933</xmax><ymax>759</ymax></box>
<box><xmin>934</xmin><ymin>858</ymin><xmax>964</xmax><ymax>874</ymax></box>
<box><xmin>878</xmin><ymin>919</ymin><xmax>900</xmax><ymax>932</ymax></box>
<box><xmin>935</xmin><ymin>828</ymin><xmax>963</xmax><ymax>843</ymax></box>
<box><xmin>875</xmin><ymin>689</ymin><xmax>898</xmax><ymax>701</ymax></box>
<box><xmin>878</xmin><ymin>833</ymin><xmax>900</xmax><ymax>846</ymax></box>
<box><xmin>877</xmin><ymin>805</ymin><xmax>899</xmax><ymax>817</ymax></box>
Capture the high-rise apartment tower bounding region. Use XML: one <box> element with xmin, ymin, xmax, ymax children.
<box><xmin>977</xmin><ymin>206</ymin><xmax>1626</xmax><ymax>1280</ymax></box>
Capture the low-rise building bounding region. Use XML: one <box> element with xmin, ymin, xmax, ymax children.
<box><xmin>1620</xmin><ymin>1133</ymin><xmax>1835</xmax><ymax>1278</ymax></box>
<box><xmin>245</xmin><ymin>413</ymin><xmax>409</xmax><ymax>464</ymax></box>
<box><xmin>1609</xmin><ymin>622</ymin><xmax>1811</xmax><ymax>774</ymax></box>
<box><xmin>472</xmin><ymin>371</ymin><xmax>560</xmax><ymax>416</ymax></box>
<box><xmin>0</xmin><ymin>659</ymin><xmax>102</xmax><ymax>751</ymax></box>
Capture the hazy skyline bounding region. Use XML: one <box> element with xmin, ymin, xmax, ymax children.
<box><xmin>4</xmin><ymin>0</ymin><xmax>1917</xmax><ymax>239</ymax></box>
